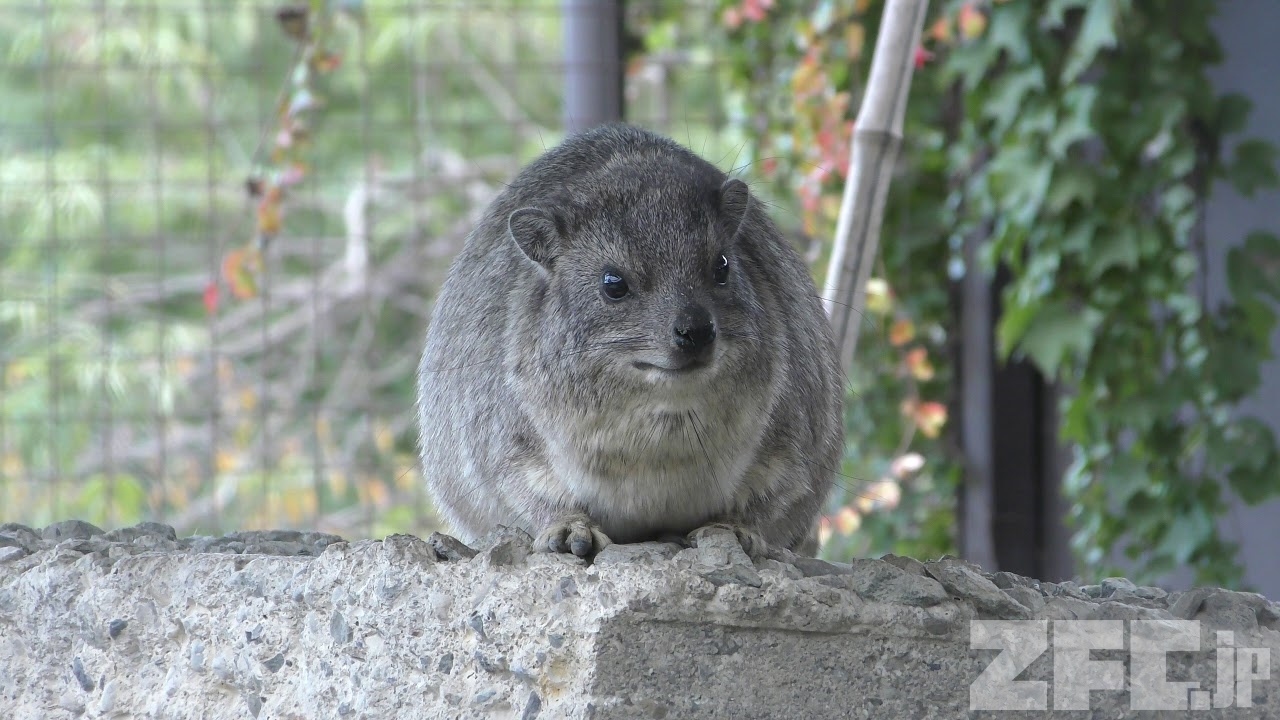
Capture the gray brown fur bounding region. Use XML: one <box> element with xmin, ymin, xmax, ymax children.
<box><xmin>416</xmin><ymin>124</ymin><xmax>843</xmax><ymax>557</ymax></box>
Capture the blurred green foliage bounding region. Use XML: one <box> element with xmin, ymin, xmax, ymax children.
<box><xmin>0</xmin><ymin>0</ymin><xmax>575</xmax><ymax>537</ymax></box>
<box><xmin>0</xmin><ymin>0</ymin><xmax>778</xmax><ymax>541</ymax></box>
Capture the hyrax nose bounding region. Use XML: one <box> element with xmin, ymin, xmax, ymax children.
<box><xmin>673</xmin><ymin>304</ymin><xmax>716</xmax><ymax>353</ymax></box>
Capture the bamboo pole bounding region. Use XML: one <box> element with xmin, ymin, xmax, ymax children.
<box><xmin>821</xmin><ymin>0</ymin><xmax>930</xmax><ymax>369</ymax></box>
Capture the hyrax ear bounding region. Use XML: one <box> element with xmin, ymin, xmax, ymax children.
<box><xmin>717</xmin><ymin>177</ymin><xmax>751</xmax><ymax>239</ymax></box>
<box><xmin>508</xmin><ymin>207</ymin><xmax>562</xmax><ymax>269</ymax></box>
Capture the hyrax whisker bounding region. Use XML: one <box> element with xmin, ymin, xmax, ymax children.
<box><xmin>808</xmin><ymin>293</ymin><xmax>879</xmax><ymax>330</ymax></box>
<box><xmin>420</xmin><ymin>337</ymin><xmax>652</xmax><ymax>374</ymax></box>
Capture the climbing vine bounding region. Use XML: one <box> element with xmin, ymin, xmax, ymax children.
<box><xmin>204</xmin><ymin>0</ymin><xmax>363</xmax><ymax>316</ymax></box>
<box><xmin>945</xmin><ymin>0</ymin><xmax>1280</xmax><ymax>587</ymax></box>
<box><xmin>635</xmin><ymin>0</ymin><xmax>1280</xmax><ymax>586</ymax></box>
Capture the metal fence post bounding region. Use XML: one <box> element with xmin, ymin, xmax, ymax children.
<box><xmin>562</xmin><ymin>0</ymin><xmax>623</xmax><ymax>133</ymax></box>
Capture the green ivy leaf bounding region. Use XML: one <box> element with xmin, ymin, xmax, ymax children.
<box><xmin>945</xmin><ymin>32</ymin><xmax>1004</xmax><ymax>90</ymax></box>
<box><xmin>1226</xmin><ymin>233</ymin><xmax>1280</xmax><ymax>305</ymax></box>
<box><xmin>1228</xmin><ymin>465</ymin><xmax>1279</xmax><ymax>506</ymax></box>
<box><xmin>1103</xmin><ymin>455</ymin><xmax>1149</xmax><ymax>505</ymax></box>
<box><xmin>1086</xmin><ymin>224</ymin><xmax>1140</xmax><ymax>280</ymax></box>
<box><xmin>987</xmin><ymin>146</ymin><xmax>1053</xmax><ymax>225</ymax></box>
<box><xmin>1156</xmin><ymin>504</ymin><xmax>1214</xmax><ymax>565</ymax></box>
<box><xmin>1044</xmin><ymin>0</ymin><xmax>1090</xmax><ymax>30</ymax></box>
<box><xmin>1215</xmin><ymin>93</ymin><xmax>1252</xmax><ymax>135</ymax></box>
<box><xmin>995</xmin><ymin>297</ymin><xmax>1041</xmax><ymax>360</ymax></box>
<box><xmin>1227</xmin><ymin>139</ymin><xmax>1280</xmax><ymax>196</ymax></box>
<box><xmin>985</xmin><ymin>1</ymin><xmax>1033</xmax><ymax>62</ymax></box>
<box><xmin>1043</xmin><ymin>164</ymin><xmax>1096</xmax><ymax>213</ymax></box>
<box><xmin>984</xmin><ymin>67</ymin><xmax>1045</xmax><ymax>137</ymax></box>
<box><xmin>1223</xmin><ymin>418</ymin><xmax>1280</xmax><ymax>503</ymax></box>
<box><xmin>1049</xmin><ymin>86</ymin><xmax>1098</xmax><ymax>158</ymax></box>
<box><xmin>1059</xmin><ymin>219</ymin><xmax>1097</xmax><ymax>256</ymax></box>
<box><xmin>1061</xmin><ymin>0</ymin><xmax>1119</xmax><ymax>84</ymax></box>
<box><xmin>1242</xmin><ymin>231</ymin><xmax>1280</xmax><ymax>302</ymax></box>
<box><xmin>1003</xmin><ymin>300</ymin><xmax>1103</xmax><ymax>378</ymax></box>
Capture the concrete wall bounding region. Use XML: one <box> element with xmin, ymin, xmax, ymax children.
<box><xmin>2</xmin><ymin>521</ymin><xmax>1279</xmax><ymax>718</ymax></box>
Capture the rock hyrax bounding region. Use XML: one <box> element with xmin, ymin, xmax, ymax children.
<box><xmin>416</xmin><ymin>123</ymin><xmax>843</xmax><ymax>558</ymax></box>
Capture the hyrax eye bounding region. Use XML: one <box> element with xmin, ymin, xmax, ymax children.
<box><xmin>601</xmin><ymin>270</ymin><xmax>630</xmax><ymax>300</ymax></box>
<box><xmin>714</xmin><ymin>254</ymin><xmax>730</xmax><ymax>285</ymax></box>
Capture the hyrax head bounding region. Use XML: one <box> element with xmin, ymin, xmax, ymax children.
<box><xmin>506</xmin><ymin>155</ymin><xmax>770</xmax><ymax>396</ymax></box>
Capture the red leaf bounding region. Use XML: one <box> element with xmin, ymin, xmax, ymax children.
<box><xmin>914</xmin><ymin>46</ymin><xmax>934</xmax><ymax>69</ymax></box>
<box><xmin>279</xmin><ymin>163</ymin><xmax>307</xmax><ymax>187</ymax></box>
<box><xmin>816</xmin><ymin>128</ymin><xmax>836</xmax><ymax>156</ymax></box>
<box><xmin>800</xmin><ymin>182</ymin><xmax>820</xmax><ymax>213</ymax></box>
<box><xmin>743</xmin><ymin>0</ymin><xmax>772</xmax><ymax>22</ymax></box>
<box><xmin>203</xmin><ymin>281</ymin><xmax>220</xmax><ymax>315</ymax></box>
<box><xmin>315</xmin><ymin>52</ymin><xmax>343</xmax><ymax>72</ymax></box>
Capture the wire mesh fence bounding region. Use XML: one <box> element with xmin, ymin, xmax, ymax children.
<box><xmin>0</xmin><ymin>0</ymin><xmax>737</xmax><ymax>539</ymax></box>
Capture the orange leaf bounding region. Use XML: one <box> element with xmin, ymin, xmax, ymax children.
<box><xmin>853</xmin><ymin>491</ymin><xmax>875</xmax><ymax>514</ymax></box>
<box><xmin>314</xmin><ymin>52</ymin><xmax>343</xmax><ymax>72</ymax></box>
<box><xmin>845</xmin><ymin>22</ymin><xmax>865</xmax><ymax>60</ymax></box>
<box><xmin>889</xmin><ymin>318</ymin><xmax>915</xmax><ymax>346</ymax></box>
<box><xmin>820</xmin><ymin>194</ymin><xmax>841</xmax><ymax>221</ymax></box>
<box><xmin>915</xmin><ymin>401</ymin><xmax>948</xmax><ymax>438</ymax></box>
<box><xmin>865</xmin><ymin>278</ymin><xmax>893</xmax><ymax>315</ymax></box>
<box><xmin>802</xmin><ymin>212</ymin><xmax>818</xmax><ymax>237</ymax></box>
<box><xmin>959</xmin><ymin>3</ymin><xmax>987</xmax><ymax>39</ymax></box>
<box><xmin>367</xmin><ymin>477</ymin><xmax>390</xmax><ymax>508</ymax></box>
<box><xmin>220</xmin><ymin>249</ymin><xmax>242</xmax><ymax>287</ymax></box>
<box><xmin>222</xmin><ymin>248</ymin><xmax>260</xmax><ymax>300</ymax></box>
<box><xmin>835</xmin><ymin>506</ymin><xmax>862</xmax><ymax>535</ymax></box>
<box><xmin>1</xmin><ymin>453</ymin><xmax>23</xmax><ymax>476</ymax></box>
<box><xmin>328</xmin><ymin>470</ymin><xmax>348</xmax><ymax>496</ymax></box>
<box><xmin>905</xmin><ymin>347</ymin><xmax>935</xmax><ymax>381</ymax></box>
<box><xmin>790</xmin><ymin>58</ymin><xmax>824</xmax><ymax>98</ymax></box>
<box><xmin>214</xmin><ymin>450</ymin><xmax>237</xmax><ymax>474</ymax></box>
<box><xmin>867</xmin><ymin>479</ymin><xmax>902</xmax><ymax>511</ymax></box>
<box><xmin>257</xmin><ymin>196</ymin><xmax>283</xmax><ymax>237</ymax></box>
<box><xmin>929</xmin><ymin>16</ymin><xmax>952</xmax><ymax>43</ymax></box>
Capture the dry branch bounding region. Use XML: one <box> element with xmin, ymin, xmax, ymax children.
<box><xmin>821</xmin><ymin>0</ymin><xmax>930</xmax><ymax>369</ymax></box>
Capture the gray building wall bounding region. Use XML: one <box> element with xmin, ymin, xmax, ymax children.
<box><xmin>1202</xmin><ymin>0</ymin><xmax>1280</xmax><ymax>597</ymax></box>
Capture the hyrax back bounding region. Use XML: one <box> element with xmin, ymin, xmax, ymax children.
<box><xmin>416</xmin><ymin>123</ymin><xmax>843</xmax><ymax>558</ymax></box>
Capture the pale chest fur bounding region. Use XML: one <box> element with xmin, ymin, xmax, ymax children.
<box><xmin>533</xmin><ymin>393</ymin><xmax>774</xmax><ymax>543</ymax></box>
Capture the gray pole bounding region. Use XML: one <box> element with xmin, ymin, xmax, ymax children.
<box><xmin>562</xmin><ymin>0</ymin><xmax>623</xmax><ymax>133</ymax></box>
<box><xmin>960</xmin><ymin>229</ymin><xmax>998</xmax><ymax>572</ymax></box>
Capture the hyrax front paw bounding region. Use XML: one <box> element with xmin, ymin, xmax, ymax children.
<box><xmin>534</xmin><ymin>512</ymin><xmax>613</xmax><ymax>558</ymax></box>
<box><xmin>688</xmin><ymin>522</ymin><xmax>772</xmax><ymax>559</ymax></box>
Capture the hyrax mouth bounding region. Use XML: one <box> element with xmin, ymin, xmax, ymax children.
<box><xmin>632</xmin><ymin>358</ymin><xmax>708</xmax><ymax>374</ymax></box>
